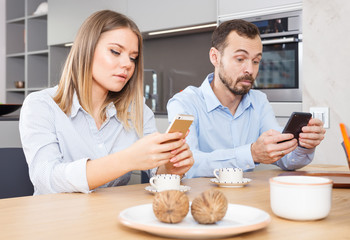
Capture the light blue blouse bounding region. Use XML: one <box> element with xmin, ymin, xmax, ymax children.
<box><xmin>19</xmin><ymin>87</ymin><xmax>157</xmax><ymax>195</ymax></box>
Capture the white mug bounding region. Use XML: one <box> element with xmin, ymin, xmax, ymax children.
<box><xmin>270</xmin><ymin>176</ymin><xmax>333</xmax><ymax>220</ymax></box>
<box><xmin>213</xmin><ymin>168</ymin><xmax>243</xmax><ymax>183</ymax></box>
<box><xmin>149</xmin><ymin>174</ymin><xmax>180</xmax><ymax>192</ymax></box>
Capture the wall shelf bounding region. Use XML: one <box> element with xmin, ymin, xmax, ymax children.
<box><xmin>5</xmin><ymin>0</ymin><xmax>48</xmax><ymax>104</ymax></box>
<box><xmin>6</xmin><ymin>88</ymin><xmax>26</xmax><ymax>92</ymax></box>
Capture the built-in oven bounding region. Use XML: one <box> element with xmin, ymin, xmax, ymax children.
<box><xmin>243</xmin><ymin>10</ymin><xmax>303</xmax><ymax>102</ymax></box>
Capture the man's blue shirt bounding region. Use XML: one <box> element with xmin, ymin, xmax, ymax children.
<box><xmin>167</xmin><ymin>73</ymin><xmax>314</xmax><ymax>178</ymax></box>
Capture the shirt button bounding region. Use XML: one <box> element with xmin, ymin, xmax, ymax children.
<box><xmin>246</xmin><ymin>165</ymin><xmax>250</xmax><ymax>168</ymax></box>
<box><xmin>291</xmin><ymin>159</ymin><xmax>295</xmax><ymax>162</ymax></box>
<box><xmin>98</xmin><ymin>144</ymin><xmax>103</xmax><ymax>148</ymax></box>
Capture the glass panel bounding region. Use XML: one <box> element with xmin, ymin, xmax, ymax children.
<box><xmin>255</xmin><ymin>42</ymin><xmax>298</xmax><ymax>89</ymax></box>
<box><xmin>143</xmin><ymin>31</ymin><xmax>213</xmax><ymax>113</ymax></box>
<box><xmin>252</xmin><ymin>17</ymin><xmax>288</xmax><ymax>34</ymax></box>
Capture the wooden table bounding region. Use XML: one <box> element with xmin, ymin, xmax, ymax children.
<box><xmin>1</xmin><ymin>165</ymin><xmax>349</xmax><ymax>240</ymax></box>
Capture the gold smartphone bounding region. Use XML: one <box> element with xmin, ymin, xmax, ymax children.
<box><xmin>165</xmin><ymin>114</ymin><xmax>194</xmax><ymax>139</ymax></box>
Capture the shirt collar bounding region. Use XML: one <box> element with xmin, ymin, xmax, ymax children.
<box><xmin>106</xmin><ymin>102</ymin><xmax>117</xmax><ymax>119</ymax></box>
<box><xmin>201</xmin><ymin>73</ymin><xmax>223</xmax><ymax>112</ymax></box>
<box><xmin>235</xmin><ymin>91</ymin><xmax>254</xmax><ymax>118</ymax></box>
<box><xmin>69</xmin><ymin>92</ymin><xmax>117</xmax><ymax>119</ymax></box>
<box><xmin>200</xmin><ymin>73</ymin><xmax>254</xmax><ymax>115</ymax></box>
<box><xmin>70</xmin><ymin>92</ymin><xmax>82</xmax><ymax>118</ymax></box>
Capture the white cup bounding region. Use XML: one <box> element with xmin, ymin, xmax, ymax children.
<box><xmin>270</xmin><ymin>176</ymin><xmax>333</xmax><ymax>221</ymax></box>
<box><xmin>149</xmin><ymin>174</ymin><xmax>181</xmax><ymax>192</ymax></box>
<box><xmin>213</xmin><ymin>168</ymin><xmax>243</xmax><ymax>183</ymax></box>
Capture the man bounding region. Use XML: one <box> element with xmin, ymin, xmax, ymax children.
<box><xmin>167</xmin><ymin>19</ymin><xmax>325</xmax><ymax>178</ymax></box>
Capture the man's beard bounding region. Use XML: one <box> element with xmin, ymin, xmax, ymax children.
<box><xmin>219</xmin><ymin>60</ymin><xmax>255</xmax><ymax>95</ymax></box>
<box><xmin>218</xmin><ymin>64</ymin><xmax>255</xmax><ymax>96</ymax></box>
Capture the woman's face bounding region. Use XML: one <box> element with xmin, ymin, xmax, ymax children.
<box><xmin>92</xmin><ymin>27</ymin><xmax>139</xmax><ymax>96</ymax></box>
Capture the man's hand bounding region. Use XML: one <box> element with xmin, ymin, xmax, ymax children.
<box><xmin>251</xmin><ymin>129</ymin><xmax>298</xmax><ymax>164</ymax></box>
<box><xmin>299</xmin><ymin>118</ymin><xmax>326</xmax><ymax>149</ymax></box>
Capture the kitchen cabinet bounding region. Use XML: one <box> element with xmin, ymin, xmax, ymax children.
<box><xmin>0</xmin><ymin>118</ymin><xmax>21</xmax><ymax>147</ymax></box>
<box><xmin>47</xmin><ymin>0</ymin><xmax>128</xmax><ymax>86</ymax></box>
<box><xmin>270</xmin><ymin>102</ymin><xmax>302</xmax><ymax>126</ymax></box>
<box><xmin>48</xmin><ymin>0</ymin><xmax>217</xmax><ymax>46</ymax></box>
<box><xmin>5</xmin><ymin>0</ymin><xmax>48</xmax><ymax>103</ymax></box>
<box><xmin>127</xmin><ymin>0</ymin><xmax>217</xmax><ymax>33</ymax></box>
<box><xmin>218</xmin><ymin>0</ymin><xmax>302</xmax><ymax>20</ymax></box>
<box><xmin>47</xmin><ymin>0</ymin><xmax>128</xmax><ymax>46</ymax></box>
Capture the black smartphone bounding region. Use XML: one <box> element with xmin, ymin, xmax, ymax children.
<box><xmin>279</xmin><ymin>112</ymin><xmax>312</xmax><ymax>144</ymax></box>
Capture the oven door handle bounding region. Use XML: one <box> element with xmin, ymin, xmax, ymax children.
<box><xmin>261</xmin><ymin>37</ymin><xmax>299</xmax><ymax>45</ymax></box>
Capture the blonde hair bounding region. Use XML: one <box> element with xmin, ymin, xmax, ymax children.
<box><xmin>53</xmin><ymin>10</ymin><xmax>144</xmax><ymax>137</ymax></box>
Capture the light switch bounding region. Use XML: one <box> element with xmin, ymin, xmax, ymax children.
<box><xmin>309</xmin><ymin>107</ymin><xmax>329</xmax><ymax>128</ymax></box>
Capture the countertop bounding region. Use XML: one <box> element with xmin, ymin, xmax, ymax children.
<box><xmin>0</xmin><ymin>115</ymin><xmax>19</xmax><ymax>121</ymax></box>
<box><xmin>0</xmin><ymin>112</ymin><xmax>165</xmax><ymax>121</ymax></box>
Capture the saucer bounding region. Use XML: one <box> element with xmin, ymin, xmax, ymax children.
<box><xmin>145</xmin><ymin>185</ymin><xmax>191</xmax><ymax>194</ymax></box>
<box><xmin>210</xmin><ymin>178</ymin><xmax>251</xmax><ymax>188</ymax></box>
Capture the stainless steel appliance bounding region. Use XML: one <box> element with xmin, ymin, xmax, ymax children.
<box><xmin>243</xmin><ymin>10</ymin><xmax>303</xmax><ymax>102</ymax></box>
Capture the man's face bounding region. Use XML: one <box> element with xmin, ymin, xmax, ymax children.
<box><xmin>216</xmin><ymin>31</ymin><xmax>262</xmax><ymax>95</ymax></box>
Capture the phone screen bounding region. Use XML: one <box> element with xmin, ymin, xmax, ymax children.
<box><xmin>280</xmin><ymin>112</ymin><xmax>312</xmax><ymax>143</ymax></box>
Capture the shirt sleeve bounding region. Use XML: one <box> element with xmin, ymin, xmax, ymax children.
<box><xmin>274</xmin><ymin>147</ymin><xmax>314</xmax><ymax>170</ymax></box>
<box><xmin>256</xmin><ymin>97</ymin><xmax>315</xmax><ymax>170</ymax></box>
<box><xmin>141</xmin><ymin>103</ymin><xmax>158</xmax><ymax>178</ymax></box>
<box><xmin>19</xmin><ymin>93</ymin><xmax>91</xmax><ymax>194</ymax></box>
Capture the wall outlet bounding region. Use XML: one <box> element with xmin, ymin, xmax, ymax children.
<box><xmin>309</xmin><ymin>107</ymin><xmax>329</xmax><ymax>128</ymax></box>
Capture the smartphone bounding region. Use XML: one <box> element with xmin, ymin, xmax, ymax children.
<box><xmin>279</xmin><ymin>112</ymin><xmax>312</xmax><ymax>143</ymax></box>
<box><xmin>165</xmin><ymin>114</ymin><xmax>194</xmax><ymax>139</ymax></box>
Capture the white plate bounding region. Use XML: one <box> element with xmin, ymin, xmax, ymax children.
<box><xmin>210</xmin><ymin>178</ymin><xmax>252</xmax><ymax>188</ymax></box>
<box><xmin>118</xmin><ymin>203</ymin><xmax>270</xmax><ymax>239</ymax></box>
<box><xmin>145</xmin><ymin>185</ymin><xmax>191</xmax><ymax>194</ymax></box>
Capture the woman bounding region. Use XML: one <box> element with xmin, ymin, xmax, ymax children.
<box><xmin>19</xmin><ymin>10</ymin><xmax>194</xmax><ymax>195</ymax></box>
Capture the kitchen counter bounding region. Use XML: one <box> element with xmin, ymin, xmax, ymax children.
<box><xmin>0</xmin><ymin>116</ymin><xmax>21</xmax><ymax>147</ymax></box>
<box><xmin>0</xmin><ymin>114</ymin><xmax>19</xmax><ymax>121</ymax></box>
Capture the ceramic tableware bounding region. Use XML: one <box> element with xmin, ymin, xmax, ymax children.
<box><xmin>270</xmin><ymin>175</ymin><xmax>333</xmax><ymax>221</ymax></box>
<box><xmin>213</xmin><ymin>168</ymin><xmax>243</xmax><ymax>183</ymax></box>
<box><xmin>118</xmin><ymin>203</ymin><xmax>271</xmax><ymax>239</ymax></box>
<box><xmin>149</xmin><ymin>174</ymin><xmax>180</xmax><ymax>192</ymax></box>
<box><xmin>210</xmin><ymin>178</ymin><xmax>251</xmax><ymax>188</ymax></box>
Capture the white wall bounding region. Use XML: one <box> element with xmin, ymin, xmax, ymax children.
<box><xmin>0</xmin><ymin>0</ymin><xmax>5</xmax><ymax>103</ymax></box>
<box><xmin>303</xmin><ymin>0</ymin><xmax>350</xmax><ymax>166</ymax></box>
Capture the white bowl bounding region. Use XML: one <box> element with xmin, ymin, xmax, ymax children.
<box><xmin>270</xmin><ymin>176</ymin><xmax>333</xmax><ymax>221</ymax></box>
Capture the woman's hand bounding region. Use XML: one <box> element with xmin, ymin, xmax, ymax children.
<box><xmin>157</xmin><ymin>139</ymin><xmax>194</xmax><ymax>176</ymax></box>
<box><xmin>122</xmin><ymin>132</ymin><xmax>191</xmax><ymax>172</ymax></box>
<box><xmin>87</xmin><ymin>131</ymin><xmax>191</xmax><ymax>190</ymax></box>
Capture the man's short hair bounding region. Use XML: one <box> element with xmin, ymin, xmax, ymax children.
<box><xmin>211</xmin><ymin>19</ymin><xmax>260</xmax><ymax>52</ymax></box>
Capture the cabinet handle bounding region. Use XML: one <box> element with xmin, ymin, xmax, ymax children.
<box><xmin>261</xmin><ymin>37</ymin><xmax>299</xmax><ymax>45</ymax></box>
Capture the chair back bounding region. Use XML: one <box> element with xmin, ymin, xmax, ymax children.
<box><xmin>0</xmin><ymin>148</ymin><xmax>34</xmax><ymax>198</ymax></box>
